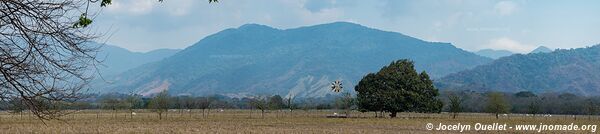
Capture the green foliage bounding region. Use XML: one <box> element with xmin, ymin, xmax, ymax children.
<box><xmin>355</xmin><ymin>59</ymin><xmax>443</xmax><ymax>117</ymax></box>
<box><xmin>527</xmin><ymin>99</ymin><xmax>541</xmax><ymax>115</ymax></box>
<box><xmin>73</xmin><ymin>14</ymin><xmax>92</xmax><ymax>28</ymax></box>
<box><xmin>355</xmin><ymin>74</ymin><xmax>384</xmax><ymax>113</ymax></box>
<box><xmin>100</xmin><ymin>98</ymin><xmax>120</xmax><ymax>110</ymax></box>
<box><xmin>7</xmin><ymin>99</ymin><xmax>26</xmax><ymax>114</ymax></box>
<box><xmin>442</xmin><ymin>90</ymin><xmax>600</xmax><ymax>115</ymax></box>
<box><xmin>99</xmin><ymin>94</ymin><xmax>126</xmax><ymax>110</ymax></box>
<box><xmin>101</xmin><ymin>0</ymin><xmax>112</xmax><ymax>7</ymax></box>
<box><xmin>584</xmin><ymin>99</ymin><xmax>597</xmax><ymax>116</ymax></box>
<box><xmin>126</xmin><ymin>94</ymin><xmax>144</xmax><ymax>109</ymax></box>
<box><xmin>180</xmin><ymin>96</ymin><xmax>196</xmax><ymax>109</ymax></box>
<box><xmin>486</xmin><ymin>92</ymin><xmax>509</xmax><ymax>119</ymax></box>
<box><xmin>268</xmin><ymin>95</ymin><xmax>285</xmax><ymax>110</ymax></box>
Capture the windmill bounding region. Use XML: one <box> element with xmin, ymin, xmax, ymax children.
<box><xmin>327</xmin><ymin>80</ymin><xmax>349</xmax><ymax>118</ymax></box>
<box><xmin>330</xmin><ymin>80</ymin><xmax>343</xmax><ymax>93</ymax></box>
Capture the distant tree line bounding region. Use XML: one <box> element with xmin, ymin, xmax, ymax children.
<box><xmin>0</xmin><ymin>90</ymin><xmax>355</xmax><ymax>119</ymax></box>
<box><xmin>2</xmin><ymin>89</ymin><xmax>599</xmax><ymax>119</ymax></box>
<box><xmin>3</xmin><ymin>58</ymin><xmax>597</xmax><ymax>120</ymax></box>
<box><xmin>440</xmin><ymin>90</ymin><xmax>600</xmax><ymax>118</ymax></box>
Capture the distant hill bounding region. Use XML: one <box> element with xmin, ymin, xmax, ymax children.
<box><xmin>530</xmin><ymin>46</ymin><xmax>553</xmax><ymax>53</ymax></box>
<box><xmin>97</xmin><ymin>44</ymin><xmax>180</xmax><ymax>76</ymax></box>
<box><xmin>475</xmin><ymin>49</ymin><xmax>514</xmax><ymax>59</ymax></box>
<box><xmin>95</xmin><ymin>22</ymin><xmax>492</xmax><ymax>97</ymax></box>
<box><xmin>438</xmin><ymin>45</ymin><xmax>600</xmax><ymax>95</ymax></box>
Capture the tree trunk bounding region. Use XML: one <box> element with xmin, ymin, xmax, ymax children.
<box><xmin>345</xmin><ymin>109</ymin><xmax>350</xmax><ymax>118</ymax></box>
<box><xmin>495</xmin><ymin>113</ymin><xmax>499</xmax><ymax>119</ymax></box>
<box><xmin>261</xmin><ymin>110</ymin><xmax>265</xmax><ymax>118</ymax></box>
<box><xmin>452</xmin><ymin>113</ymin><xmax>457</xmax><ymax>119</ymax></box>
<box><xmin>159</xmin><ymin>113</ymin><xmax>162</xmax><ymax>120</ymax></box>
<box><xmin>390</xmin><ymin>112</ymin><xmax>397</xmax><ymax>118</ymax></box>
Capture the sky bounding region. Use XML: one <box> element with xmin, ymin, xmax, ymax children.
<box><xmin>91</xmin><ymin>0</ymin><xmax>600</xmax><ymax>53</ymax></box>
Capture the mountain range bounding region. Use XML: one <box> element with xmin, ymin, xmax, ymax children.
<box><xmin>530</xmin><ymin>46</ymin><xmax>553</xmax><ymax>53</ymax></box>
<box><xmin>437</xmin><ymin>45</ymin><xmax>600</xmax><ymax>95</ymax></box>
<box><xmin>475</xmin><ymin>49</ymin><xmax>514</xmax><ymax>59</ymax></box>
<box><xmin>93</xmin><ymin>22</ymin><xmax>492</xmax><ymax>97</ymax></box>
<box><xmin>96</xmin><ymin>45</ymin><xmax>181</xmax><ymax>76</ymax></box>
<box><xmin>92</xmin><ymin>22</ymin><xmax>600</xmax><ymax>97</ymax></box>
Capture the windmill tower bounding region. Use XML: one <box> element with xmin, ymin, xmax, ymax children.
<box><xmin>330</xmin><ymin>80</ymin><xmax>343</xmax><ymax>93</ymax></box>
<box><xmin>327</xmin><ymin>80</ymin><xmax>350</xmax><ymax>118</ymax></box>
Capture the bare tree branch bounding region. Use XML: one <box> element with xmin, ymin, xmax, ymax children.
<box><xmin>0</xmin><ymin>0</ymin><xmax>99</xmax><ymax>120</ymax></box>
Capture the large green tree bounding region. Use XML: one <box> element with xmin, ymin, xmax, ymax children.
<box><xmin>355</xmin><ymin>59</ymin><xmax>443</xmax><ymax>118</ymax></box>
<box><xmin>268</xmin><ymin>95</ymin><xmax>285</xmax><ymax>110</ymax></box>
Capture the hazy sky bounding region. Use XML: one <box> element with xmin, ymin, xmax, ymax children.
<box><xmin>92</xmin><ymin>0</ymin><xmax>600</xmax><ymax>53</ymax></box>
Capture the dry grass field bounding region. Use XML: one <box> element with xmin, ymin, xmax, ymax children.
<box><xmin>1</xmin><ymin>110</ymin><xmax>599</xmax><ymax>133</ymax></box>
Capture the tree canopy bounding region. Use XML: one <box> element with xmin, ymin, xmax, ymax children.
<box><xmin>355</xmin><ymin>59</ymin><xmax>442</xmax><ymax>118</ymax></box>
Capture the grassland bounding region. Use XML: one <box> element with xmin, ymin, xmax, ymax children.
<box><xmin>1</xmin><ymin>110</ymin><xmax>599</xmax><ymax>133</ymax></box>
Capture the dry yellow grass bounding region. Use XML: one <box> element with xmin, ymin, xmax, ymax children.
<box><xmin>0</xmin><ymin>110</ymin><xmax>599</xmax><ymax>133</ymax></box>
